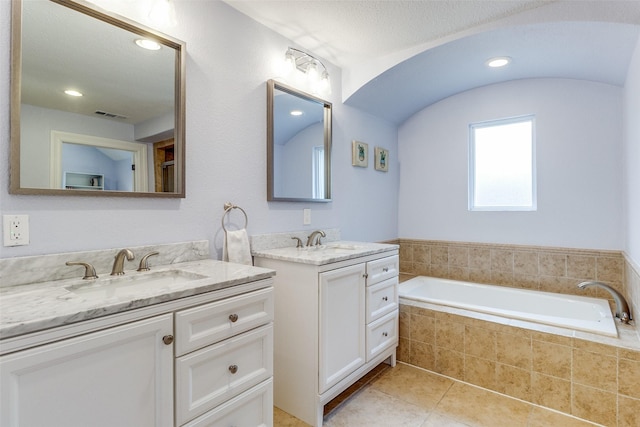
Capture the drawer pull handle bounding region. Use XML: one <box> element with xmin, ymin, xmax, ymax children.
<box><xmin>382</xmin><ymin>332</ymin><xmax>388</xmax><ymax>337</ymax></box>
<box><xmin>363</xmin><ymin>273</ymin><xmax>369</xmax><ymax>279</ymax></box>
<box><xmin>382</xmin><ymin>296</ymin><xmax>388</xmax><ymax>301</ymax></box>
<box><xmin>229</xmin><ymin>313</ymin><xmax>239</xmax><ymax>323</ymax></box>
<box><xmin>228</xmin><ymin>364</ymin><xmax>238</xmax><ymax>374</ymax></box>
<box><xmin>162</xmin><ymin>335</ymin><xmax>174</xmax><ymax>345</ymax></box>
<box><xmin>383</xmin><ymin>267</ymin><xmax>389</xmax><ymax>272</ymax></box>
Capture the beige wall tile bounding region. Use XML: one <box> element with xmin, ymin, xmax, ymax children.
<box><xmin>619</xmin><ymin>348</ymin><xmax>640</xmax><ymax>361</ymax></box>
<box><xmin>572</xmin><ymin>384</ymin><xmax>617</xmax><ymax>427</ymax></box>
<box><xmin>414</xmin><ymin>263</ymin><xmax>431</xmax><ymax>276</ymax></box>
<box><xmin>496</xmin><ymin>332</ymin><xmax>531</xmax><ymax>369</ymax></box>
<box><xmin>491</xmin><ymin>270</ymin><xmax>514</xmax><ymax>286</ymax></box>
<box><xmin>514</xmin><ymin>251</ymin><xmax>538</xmax><ymax>276</ymax></box>
<box><xmin>430</xmin><ymin>264</ymin><xmax>448</xmax><ymax>278</ymax></box>
<box><xmin>449</xmin><ymin>247</ymin><xmax>469</xmax><ymax>267</ymax></box>
<box><xmin>464</xmin><ymin>325</ymin><xmax>496</xmax><ymax>360</ymax></box>
<box><xmin>468</xmin><ymin>268</ymin><xmax>492</xmax><ymax>284</ymax></box>
<box><xmin>532</xmin><ymin>340</ymin><xmax>571</xmax><ymax>379</ymax></box>
<box><xmin>464</xmin><ymin>355</ymin><xmax>496</xmax><ymax>390</ymax></box>
<box><xmin>513</xmin><ymin>274</ymin><xmax>538</xmax><ymax>289</ymax></box>
<box><xmin>469</xmin><ymin>247</ymin><xmax>491</xmax><ymax>270</ymax></box>
<box><xmin>399</xmin><ymin>308</ymin><xmax>410</xmax><ymax>339</ymax></box>
<box><xmin>414</xmin><ymin>245</ymin><xmax>430</xmax><ymax>264</ymax></box>
<box><xmin>491</xmin><ymin>249</ymin><xmax>514</xmax><ymax>272</ymax></box>
<box><xmin>531</xmin><ymin>331</ymin><xmax>572</xmax><ymax>346</ymax></box>
<box><xmin>496</xmin><ymin>363</ymin><xmax>531</xmax><ymax>401</ymax></box>
<box><xmin>400</xmin><ymin>261</ymin><xmax>413</xmax><ymax>274</ymax></box>
<box><xmin>398</xmin><ymin>337</ymin><xmax>411</xmax><ymax>362</ymax></box>
<box><xmin>431</xmin><ymin>246</ymin><xmax>449</xmax><ymax>265</ymax></box>
<box><xmin>399</xmin><ymin>242</ymin><xmax>413</xmax><ymax>262</ymax></box>
<box><xmin>597</xmin><ymin>257</ymin><xmax>624</xmax><ymax>282</ymax></box>
<box><xmin>449</xmin><ymin>267</ymin><xmax>469</xmax><ymax>281</ymax></box>
<box><xmin>618</xmin><ymin>395</ymin><xmax>640</xmax><ymax>427</ymax></box>
<box><xmin>410</xmin><ymin>340</ymin><xmax>435</xmax><ymax>371</ymax></box>
<box><xmin>618</xmin><ymin>357</ymin><xmax>640</xmax><ymax>399</ymax></box>
<box><xmin>572</xmin><ymin>348</ymin><xmax>617</xmax><ymax>392</ymax></box>
<box><xmin>567</xmin><ymin>255</ymin><xmax>596</xmax><ymax>280</ymax></box>
<box><xmin>411</xmin><ymin>313</ymin><xmax>435</xmax><ymax>343</ymax></box>
<box><xmin>539</xmin><ymin>252</ymin><xmax>567</xmax><ymax>277</ymax></box>
<box><xmin>435</xmin><ymin>348</ymin><xmax>464</xmax><ymax>380</ymax></box>
<box><xmin>436</xmin><ymin>320</ymin><xmax>465</xmax><ymax>352</ymax></box>
<box><xmin>531</xmin><ymin>372</ymin><xmax>571</xmax><ymax>413</ymax></box>
<box><xmin>573</xmin><ymin>338</ymin><xmax>617</xmax><ymax>357</ymax></box>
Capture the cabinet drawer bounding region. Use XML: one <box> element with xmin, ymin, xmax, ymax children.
<box><xmin>367</xmin><ymin>255</ymin><xmax>399</xmax><ymax>285</ymax></box>
<box><xmin>175</xmin><ymin>288</ymin><xmax>273</xmax><ymax>356</ymax></box>
<box><xmin>175</xmin><ymin>324</ymin><xmax>273</xmax><ymax>425</ymax></box>
<box><xmin>366</xmin><ymin>311</ymin><xmax>398</xmax><ymax>362</ymax></box>
<box><xmin>182</xmin><ymin>379</ymin><xmax>273</xmax><ymax>427</ymax></box>
<box><xmin>366</xmin><ymin>277</ymin><xmax>398</xmax><ymax>323</ymax></box>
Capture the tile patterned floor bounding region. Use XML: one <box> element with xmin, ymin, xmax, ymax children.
<box><xmin>274</xmin><ymin>362</ymin><xmax>601</xmax><ymax>427</ymax></box>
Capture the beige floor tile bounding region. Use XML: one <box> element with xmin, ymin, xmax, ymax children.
<box><xmin>370</xmin><ymin>363</ymin><xmax>454</xmax><ymax>409</ymax></box>
<box><xmin>422</xmin><ymin>412</ymin><xmax>472</xmax><ymax>426</ymax></box>
<box><xmin>274</xmin><ymin>406</ymin><xmax>311</xmax><ymax>426</ymax></box>
<box><xmin>434</xmin><ymin>382</ymin><xmax>531</xmax><ymax>427</ymax></box>
<box><xmin>323</xmin><ymin>388</ymin><xmax>430</xmax><ymax>427</ymax></box>
<box><xmin>528</xmin><ymin>407</ymin><xmax>599</xmax><ymax>427</ymax></box>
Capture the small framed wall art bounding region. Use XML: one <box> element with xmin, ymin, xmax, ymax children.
<box><xmin>352</xmin><ymin>140</ymin><xmax>368</xmax><ymax>167</ymax></box>
<box><xmin>374</xmin><ymin>147</ymin><xmax>389</xmax><ymax>172</ymax></box>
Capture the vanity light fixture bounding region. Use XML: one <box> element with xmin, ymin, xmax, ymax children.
<box><xmin>486</xmin><ymin>56</ymin><xmax>512</xmax><ymax>68</ymax></box>
<box><xmin>135</xmin><ymin>38</ymin><xmax>162</xmax><ymax>51</ymax></box>
<box><xmin>283</xmin><ymin>47</ymin><xmax>331</xmax><ymax>95</ymax></box>
<box><xmin>64</xmin><ymin>89</ymin><xmax>83</xmax><ymax>97</ymax></box>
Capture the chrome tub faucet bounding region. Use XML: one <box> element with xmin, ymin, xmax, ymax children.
<box><xmin>577</xmin><ymin>281</ymin><xmax>632</xmax><ymax>324</ymax></box>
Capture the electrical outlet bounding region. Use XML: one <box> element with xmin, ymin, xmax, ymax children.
<box><xmin>3</xmin><ymin>215</ymin><xmax>30</xmax><ymax>247</ymax></box>
<box><xmin>303</xmin><ymin>209</ymin><xmax>311</xmax><ymax>225</ymax></box>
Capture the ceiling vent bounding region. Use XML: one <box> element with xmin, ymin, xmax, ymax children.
<box><xmin>95</xmin><ymin>110</ymin><xmax>128</xmax><ymax>120</ymax></box>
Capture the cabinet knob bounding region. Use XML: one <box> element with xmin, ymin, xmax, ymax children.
<box><xmin>382</xmin><ymin>332</ymin><xmax>388</xmax><ymax>337</ymax></box>
<box><xmin>162</xmin><ymin>335</ymin><xmax>174</xmax><ymax>345</ymax></box>
<box><xmin>228</xmin><ymin>364</ymin><xmax>238</xmax><ymax>374</ymax></box>
<box><xmin>383</xmin><ymin>267</ymin><xmax>389</xmax><ymax>272</ymax></box>
<box><xmin>363</xmin><ymin>273</ymin><xmax>369</xmax><ymax>279</ymax></box>
<box><xmin>229</xmin><ymin>313</ymin><xmax>239</xmax><ymax>323</ymax></box>
<box><xmin>382</xmin><ymin>296</ymin><xmax>388</xmax><ymax>301</ymax></box>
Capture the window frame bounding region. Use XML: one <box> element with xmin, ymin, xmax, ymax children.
<box><xmin>468</xmin><ymin>115</ymin><xmax>537</xmax><ymax>212</ymax></box>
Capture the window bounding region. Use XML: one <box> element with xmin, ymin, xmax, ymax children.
<box><xmin>469</xmin><ymin>116</ymin><xmax>536</xmax><ymax>211</ymax></box>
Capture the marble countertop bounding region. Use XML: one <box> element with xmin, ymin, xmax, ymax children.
<box><xmin>0</xmin><ymin>260</ymin><xmax>275</xmax><ymax>339</ymax></box>
<box><xmin>252</xmin><ymin>241</ymin><xmax>399</xmax><ymax>265</ymax></box>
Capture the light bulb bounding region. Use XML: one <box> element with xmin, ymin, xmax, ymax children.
<box><xmin>319</xmin><ymin>70</ymin><xmax>331</xmax><ymax>95</ymax></box>
<box><xmin>306</xmin><ymin>61</ymin><xmax>319</xmax><ymax>83</ymax></box>
<box><xmin>283</xmin><ymin>49</ymin><xmax>295</xmax><ymax>74</ymax></box>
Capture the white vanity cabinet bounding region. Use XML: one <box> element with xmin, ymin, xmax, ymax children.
<box><xmin>254</xmin><ymin>249</ymin><xmax>398</xmax><ymax>427</ymax></box>
<box><xmin>0</xmin><ymin>314</ymin><xmax>174</xmax><ymax>427</ymax></box>
<box><xmin>0</xmin><ymin>279</ymin><xmax>274</xmax><ymax>427</ymax></box>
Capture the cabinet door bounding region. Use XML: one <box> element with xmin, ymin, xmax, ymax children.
<box><xmin>0</xmin><ymin>314</ymin><xmax>174</xmax><ymax>427</ymax></box>
<box><xmin>319</xmin><ymin>263</ymin><xmax>366</xmax><ymax>394</ymax></box>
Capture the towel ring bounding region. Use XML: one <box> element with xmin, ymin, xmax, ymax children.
<box><xmin>222</xmin><ymin>202</ymin><xmax>248</xmax><ymax>232</ymax></box>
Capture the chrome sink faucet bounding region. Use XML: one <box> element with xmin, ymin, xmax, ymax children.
<box><xmin>306</xmin><ymin>230</ymin><xmax>326</xmax><ymax>247</ymax></box>
<box><xmin>577</xmin><ymin>281</ymin><xmax>632</xmax><ymax>323</ymax></box>
<box><xmin>111</xmin><ymin>249</ymin><xmax>135</xmax><ymax>276</ymax></box>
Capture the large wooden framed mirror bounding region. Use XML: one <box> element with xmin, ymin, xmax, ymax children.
<box><xmin>10</xmin><ymin>0</ymin><xmax>186</xmax><ymax>197</ymax></box>
<box><xmin>267</xmin><ymin>79</ymin><xmax>332</xmax><ymax>202</ymax></box>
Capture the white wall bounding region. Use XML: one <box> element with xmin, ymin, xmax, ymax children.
<box><xmin>0</xmin><ymin>0</ymin><xmax>399</xmax><ymax>258</ymax></box>
<box><xmin>623</xmin><ymin>36</ymin><xmax>640</xmax><ymax>265</ymax></box>
<box><xmin>398</xmin><ymin>78</ymin><xmax>623</xmax><ymax>250</ymax></box>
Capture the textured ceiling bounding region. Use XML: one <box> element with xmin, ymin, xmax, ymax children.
<box><xmin>225</xmin><ymin>0</ymin><xmax>640</xmax><ymax>124</ymax></box>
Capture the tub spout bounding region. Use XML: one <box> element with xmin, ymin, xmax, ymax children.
<box><xmin>577</xmin><ymin>281</ymin><xmax>632</xmax><ymax>324</ymax></box>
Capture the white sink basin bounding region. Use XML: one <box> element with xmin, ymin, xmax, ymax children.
<box><xmin>65</xmin><ymin>270</ymin><xmax>208</xmax><ymax>298</ymax></box>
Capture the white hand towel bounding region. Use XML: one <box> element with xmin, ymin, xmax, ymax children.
<box><xmin>223</xmin><ymin>229</ymin><xmax>252</xmax><ymax>266</ymax></box>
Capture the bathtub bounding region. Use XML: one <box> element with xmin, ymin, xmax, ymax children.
<box><xmin>399</xmin><ymin>276</ymin><xmax>618</xmax><ymax>337</ymax></box>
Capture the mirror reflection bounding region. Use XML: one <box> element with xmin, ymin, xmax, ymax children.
<box><xmin>267</xmin><ymin>79</ymin><xmax>332</xmax><ymax>202</ymax></box>
<box><xmin>11</xmin><ymin>0</ymin><xmax>185</xmax><ymax>197</ymax></box>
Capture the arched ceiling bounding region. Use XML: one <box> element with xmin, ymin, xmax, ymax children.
<box><xmin>224</xmin><ymin>0</ymin><xmax>640</xmax><ymax>124</ymax></box>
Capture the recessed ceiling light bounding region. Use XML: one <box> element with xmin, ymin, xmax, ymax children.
<box><xmin>290</xmin><ymin>110</ymin><xmax>303</xmax><ymax>116</ymax></box>
<box><xmin>135</xmin><ymin>38</ymin><xmax>162</xmax><ymax>50</ymax></box>
<box><xmin>486</xmin><ymin>57</ymin><xmax>511</xmax><ymax>68</ymax></box>
<box><xmin>64</xmin><ymin>89</ymin><xmax>83</xmax><ymax>97</ymax></box>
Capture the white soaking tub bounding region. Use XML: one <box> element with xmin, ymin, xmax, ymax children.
<box><xmin>399</xmin><ymin>276</ymin><xmax>618</xmax><ymax>337</ymax></box>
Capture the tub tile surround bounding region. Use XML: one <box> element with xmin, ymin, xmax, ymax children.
<box><xmin>0</xmin><ymin>240</ymin><xmax>210</xmax><ymax>289</ymax></box>
<box><xmin>399</xmin><ymin>301</ymin><xmax>640</xmax><ymax>427</ymax></box>
<box><xmin>397</xmin><ymin>239</ymin><xmax>638</xmax><ymax>332</ymax></box>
